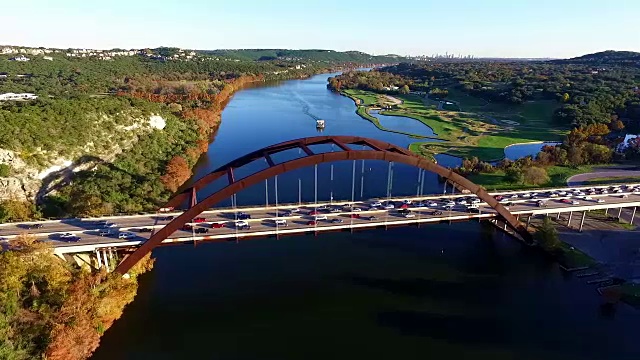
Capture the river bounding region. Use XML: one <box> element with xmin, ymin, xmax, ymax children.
<box><xmin>92</xmin><ymin>73</ymin><xmax>640</xmax><ymax>360</ymax></box>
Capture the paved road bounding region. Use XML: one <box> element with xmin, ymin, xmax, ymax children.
<box><xmin>2</xmin><ymin>183</ymin><xmax>640</xmax><ymax>251</ymax></box>
<box><xmin>567</xmin><ymin>167</ymin><xmax>640</xmax><ymax>186</ymax></box>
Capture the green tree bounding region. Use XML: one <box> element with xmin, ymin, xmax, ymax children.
<box><xmin>535</xmin><ymin>216</ymin><xmax>561</xmax><ymax>252</ymax></box>
<box><xmin>562</xmin><ymin>92</ymin><xmax>570</xmax><ymax>103</ymax></box>
<box><xmin>399</xmin><ymin>85</ymin><xmax>410</xmax><ymax>94</ymax></box>
<box><xmin>523</xmin><ymin>166</ymin><xmax>550</xmax><ymax>185</ymax></box>
<box><xmin>504</xmin><ymin>167</ymin><xmax>524</xmax><ymax>184</ymax></box>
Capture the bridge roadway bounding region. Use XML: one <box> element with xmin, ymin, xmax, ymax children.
<box><xmin>1</xmin><ymin>183</ymin><xmax>639</xmax><ymax>255</ymax></box>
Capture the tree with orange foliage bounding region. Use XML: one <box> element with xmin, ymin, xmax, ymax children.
<box><xmin>160</xmin><ymin>156</ymin><xmax>191</xmax><ymax>192</ymax></box>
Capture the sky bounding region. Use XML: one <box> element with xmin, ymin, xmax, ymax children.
<box><xmin>1</xmin><ymin>0</ymin><xmax>639</xmax><ymax>58</ymax></box>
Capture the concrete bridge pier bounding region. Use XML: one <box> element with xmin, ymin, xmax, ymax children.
<box><xmin>631</xmin><ymin>207</ymin><xmax>637</xmax><ymax>224</ymax></box>
<box><xmin>567</xmin><ymin>211</ymin><xmax>573</xmax><ymax>228</ymax></box>
<box><xmin>579</xmin><ymin>211</ymin><xmax>587</xmax><ymax>232</ymax></box>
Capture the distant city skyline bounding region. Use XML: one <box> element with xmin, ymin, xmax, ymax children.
<box><xmin>2</xmin><ymin>0</ymin><xmax>639</xmax><ymax>59</ymax></box>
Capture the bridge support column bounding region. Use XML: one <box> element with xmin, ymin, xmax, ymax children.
<box><xmin>567</xmin><ymin>211</ymin><xmax>573</xmax><ymax>228</ymax></box>
<box><xmin>579</xmin><ymin>211</ymin><xmax>586</xmax><ymax>232</ymax></box>
<box><xmin>605</xmin><ymin>208</ymin><xmax>608</xmax><ymax>216</ymax></box>
<box><xmin>103</xmin><ymin>250</ymin><xmax>111</xmax><ymax>273</ymax></box>
<box><xmin>618</xmin><ymin>207</ymin><xmax>623</xmax><ymax>218</ymax></box>
<box><xmin>631</xmin><ymin>207</ymin><xmax>636</xmax><ymax>224</ymax></box>
<box><xmin>95</xmin><ymin>249</ymin><xmax>103</xmax><ymax>269</ymax></box>
<box><xmin>556</xmin><ymin>212</ymin><xmax>560</xmax><ymax>220</ymax></box>
<box><xmin>526</xmin><ymin>215</ymin><xmax>532</xmax><ymax>230</ymax></box>
<box><xmin>190</xmin><ymin>187</ymin><xmax>197</xmax><ymax>209</ymax></box>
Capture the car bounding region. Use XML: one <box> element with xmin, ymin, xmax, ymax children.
<box><xmin>467</xmin><ymin>208</ymin><xmax>480</xmax><ymax>213</ymax></box>
<box><xmin>370</xmin><ymin>201</ymin><xmax>382</xmax><ymax>207</ymax></box>
<box><xmin>549</xmin><ymin>193</ymin><xmax>559</xmax><ymax>198</ymax></box>
<box><xmin>211</xmin><ymin>222</ymin><xmax>226</xmax><ymax>228</ymax></box>
<box><xmin>445</xmin><ymin>201</ymin><xmax>455</xmax><ymax>207</ymax></box>
<box><xmin>330</xmin><ymin>218</ymin><xmax>344</xmax><ymax>224</ymax></box>
<box><xmin>274</xmin><ymin>219</ymin><xmax>288</xmax><ymax>226</ymax></box>
<box><xmin>102</xmin><ymin>222</ymin><xmax>117</xmax><ymax>228</ymax></box>
<box><xmin>471</xmin><ymin>198</ymin><xmax>481</xmax><ymax>204</ymax></box>
<box><xmin>571</xmin><ymin>200</ymin><xmax>580</xmax><ymax>205</ymax></box>
<box><xmin>494</xmin><ymin>195</ymin><xmax>504</xmax><ymax>201</ymax></box>
<box><xmin>561</xmin><ymin>199</ymin><xmax>572</xmax><ymax>204</ymax></box>
<box><xmin>194</xmin><ymin>227</ymin><xmax>209</xmax><ymax>234</ymax></box>
<box><xmin>457</xmin><ymin>199</ymin><xmax>467</xmax><ymax>205</ymax></box>
<box><xmin>557</xmin><ymin>191</ymin><xmax>567</xmax><ymax>196</ymax></box>
<box><xmin>444</xmin><ymin>205</ymin><xmax>454</xmax><ymax>211</ymax></box>
<box><xmin>383</xmin><ymin>203</ymin><xmax>395</xmax><ymax>210</ymax></box>
<box><xmin>98</xmin><ymin>229</ymin><xmax>112</xmax><ymax>236</ymax></box>
<box><xmin>530</xmin><ymin>192</ymin><xmax>539</xmax><ymax>197</ymax></box>
<box><xmin>118</xmin><ymin>232</ymin><xmax>135</xmax><ymax>239</ymax></box>
<box><xmin>506</xmin><ymin>202</ymin><xmax>515</xmax><ymax>207</ymax></box>
<box><xmin>399</xmin><ymin>203</ymin><xmax>409</xmax><ymax>209</ymax></box>
<box><xmin>520</xmin><ymin>193</ymin><xmax>531</xmax><ymax>198</ymax></box>
<box><xmin>600</xmin><ymin>190</ymin><xmax>609</xmax><ymax>194</ymax></box>
<box><xmin>193</xmin><ymin>217</ymin><xmax>207</xmax><ymax>223</ymax></box>
<box><xmin>316</xmin><ymin>205</ymin><xmax>328</xmax><ymax>210</ymax></box>
<box><xmin>309</xmin><ymin>210</ymin><xmax>320</xmax><ymax>215</ymax></box>
<box><xmin>621</xmin><ymin>194</ymin><xmax>629</xmax><ymax>198</ymax></box>
<box><xmin>25</xmin><ymin>223</ymin><xmax>43</xmax><ymax>229</ymax></box>
<box><xmin>398</xmin><ymin>209</ymin><xmax>411</xmax><ymax>214</ymax></box>
<box><xmin>575</xmin><ymin>192</ymin><xmax>586</xmax><ymax>196</ymax></box>
<box><xmin>467</xmin><ymin>203</ymin><xmax>479</xmax><ymax>209</ymax></box>
<box><xmin>352</xmin><ymin>207</ymin><xmax>362</xmax><ymax>212</ymax></box>
<box><xmin>60</xmin><ymin>232</ymin><xmax>75</xmax><ymax>239</ymax></box>
<box><xmin>182</xmin><ymin>224</ymin><xmax>193</xmax><ymax>231</ymax></box>
<box><xmin>510</xmin><ymin>194</ymin><xmax>518</xmax><ymax>199</ymax></box>
<box><xmin>235</xmin><ymin>220</ymin><xmax>250</xmax><ymax>229</ymax></box>
<box><xmin>288</xmin><ymin>208</ymin><xmax>301</xmax><ymax>213</ymax></box>
<box><xmin>537</xmin><ymin>201</ymin><xmax>547</xmax><ymax>208</ymax></box>
<box><xmin>362</xmin><ymin>215</ymin><xmax>376</xmax><ymax>221</ymax></box>
<box><xmin>414</xmin><ymin>201</ymin><xmax>426</xmax><ymax>208</ymax></box>
<box><xmin>368</xmin><ymin>207</ymin><xmax>378</xmax><ymax>211</ymax></box>
<box><xmin>614</xmin><ymin>189</ymin><xmax>623</xmax><ymax>193</ymax></box>
<box><xmin>583</xmin><ymin>196</ymin><xmax>592</xmax><ymax>200</ymax></box>
<box><xmin>329</xmin><ymin>207</ymin><xmax>341</xmax><ymax>213</ymax></box>
<box><xmin>236</xmin><ymin>212</ymin><xmax>251</xmax><ymax>220</ymax></box>
<box><xmin>350</xmin><ymin>214</ymin><xmax>361</xmax><ymax>219</ymax></box>
<box><xmin>402</xmin><ymin>199</ymin><xmax>412</xmax><ymax>205</ymax></box>
<box><xmin>404</xmin><ymin>213</ymin><xmax>416</xmax><ymax>218</ymax></box>
<box><xmin>307</xmin><ymin>220</ymin><xmax>317</xmax><ymax>225</ymax></box>
<box><xmin>159</xmin><ymin>215</ymin><xmax>175</xmax><ymax>221</ymax></box>
<box><xmin>432</xmin><ymin>211</ymin><xmax>443</xmax><ymax>216</ymax></box>
<box><xmin>596</xmin><ymin>199</ymin><xmax>606</xmax><ymax>203</ymax></box>
<box><xmin>282</xmin><ymin>210</ymin><xmax>294</xmax><ymax>217</ymax></box>
<box><xmin>137</xmin><ymin>227</ymin><xmax>153</xmax><ymax>233</ymax></box>
<box><xmin>314</xmin><ymin>215</ymin><xmax>328</xmax><ymax>221</ymax></box>
<box><xmin>633</xmin><ymin>189</ymin><xmax>640</xmax><ymax>194</ymax></box>
<box><xmin>427</xmin><ymin>201</ymin><xmax>438</xmax><ymax>207</ymax></box>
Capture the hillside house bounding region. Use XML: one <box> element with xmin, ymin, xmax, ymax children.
<box><xmin>0</xmin><ymin>93</ymin><xmax>38</xmax><ymax>101</ymax></box>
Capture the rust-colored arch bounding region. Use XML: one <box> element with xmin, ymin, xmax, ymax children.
<box><xmin>115</xmin><ymin>136</ymin><xmax>530</xmax><ymax>274</ymax></box>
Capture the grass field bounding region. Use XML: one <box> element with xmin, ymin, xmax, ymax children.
<box><xmin>467</xmin><ymin>165</ymin><xmax>595</xmax><ymax>191</ymax></box>
<box><xmin>621</xmin><ymin>283</ymin><xmax>640</xmax><ymax>307</ymax></box>
<box><xmin>342</xmin><ymin>88</ymin><xmax>566</xmax><ymax>162</ymax></box>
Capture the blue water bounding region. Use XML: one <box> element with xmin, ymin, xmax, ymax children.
<box><xmin>504</xmin><ymin>142</ymin><xmax>561</xmax><ymax>161</ymax></box>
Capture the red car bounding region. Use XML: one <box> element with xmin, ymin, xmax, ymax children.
<box><xmin>211</xmin><ymin>222</ymin><xmax>225</xmax><ymax>228</ymax></box>
<box><xmin>309</xmin><ymin>211</ymin><xmax>319</xmax><ymax>215</ymax></box>
<box><xmin>307</xmin><ymin>220</ymin><xmax>317</xmax><ymax>225</ymax></box>
<box><xmin>350</xmin><ymin>214</ymin><xmax>360</xmax><ymax>218</ymax></box>
<box><xmin>399</xmin><ymin>203</ymin><xmax>409</xmax><ymax>209</ymax></box>
<box><xmin>494</xmin><ymin>195</ymin><xmax>504</xmax><ymax>201</ymax></box>
<box><xmin>182</xmin><ymin>224</ymin><xmax>193</xmax><ymax>231</ymax></box>
<box><xmin>194</xmin><ymin>217</ymin><xmax>207</xmax><ymax>223</ymax></box>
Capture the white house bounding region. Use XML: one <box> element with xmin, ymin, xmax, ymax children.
<box><xmin>43</xmin><ymin>56</ymin><xmax>53</xmax><ymax>61</ymax></box>
<box><xmin>0</xmin><ymin>93</ymin><xmax>38</xmax><ymax>101</ymax></box>
<box><xmin>10</xmin><ymin>55</ymin><xmax>30</xmax><ymax>62</ymax></box>
<box><xmin>617</xmin><ymin>134</ymin><xmax>639</xmax><ymax>152</ymax></box>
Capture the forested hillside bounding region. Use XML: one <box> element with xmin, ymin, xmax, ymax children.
<box><xmin>200</xmin><ymin>49</ymin><xmax>403</xmax><ymax>63</ymax></box>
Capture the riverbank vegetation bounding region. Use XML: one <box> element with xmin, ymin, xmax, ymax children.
<box><xmin>0</xmin><ymin>235</ymin><xmax>154</xmax><ymax>360</ymax></box>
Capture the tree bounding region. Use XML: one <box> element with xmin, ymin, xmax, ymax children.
<box><xmin>399</xmin><ymin>85</ymin><xmax>410</xmax><ymax>94</ymax></box>
<box><xmin>610</xmin><ymin>119</ymin><xmax>625</xmax><ymax>131</ymax></box>
<box><xmin>160</xmin><ymin>156</ymin><xmax>191</xmax><ymax>192</ymax></box>
<box><xmin>523</xmin><ymin>166</ymin><xmax>550</xmax><ymax>185</ymax></box>
<box><xmin>535</xmin><ymin>216</ymin><xmax>560</xmax><ymax>252</ymax></box>
<box><xmin>504</xmin><ymin>167</ymin><xmax>524</xmax><ymax>184</ymax></box>
<box><xmin>562</xmin><ymin>92</ymin><xmax>570</xmax><ymax>103</ymax></box>
<box><xmin>0</xmin><ymin>163</ymin><xmax>10</xmax><ymax>177</ymax></box>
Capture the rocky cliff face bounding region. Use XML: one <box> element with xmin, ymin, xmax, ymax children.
<box><xmin>0</xmin><ymin>149</ymin><xmax>41</xmax><ymax>201</ymax></box>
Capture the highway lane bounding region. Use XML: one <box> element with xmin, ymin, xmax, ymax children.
<box><xmin>2</xmin><ymin>184</ymin><xmax>640</xmax><ymax>247</ymax></box>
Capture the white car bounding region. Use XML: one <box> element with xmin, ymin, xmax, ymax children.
<box><xmin>583</xmin><ymin>196</ymin><xmax>592</xmax><ymax>200</ymax></box>
<box><xmin>633</xmin><ymin>189</ymin><xmax>640</xmax><ymax>194</ymax></box>
<box><xmin>60</xmin><ymin>233</ymin><xmax>75</xmax><ymax>239</ymax></box>
<box><xmin>520</xmin><ymin>193</ymin><xmax>531</xmax><ymax>198</ymax></box>
<box><xmin>235</xmin><ymin>220</ymin><xmax>250</xmax><ymax>228</ymax></box>
<box><xmin>558</xmin><ymin>191</ymin><xmax>567</xmax><ymax>196</ymax></box>
<box><xmin>596</xmin><ymin>199</ymin><xmax>606</xmax><ymax>203</ymax></box>
<box><xmin>404</xmin><ymin>213</ymin><xmax>416</xmax><ymax>218</ymax></box>
<box><xmin>549</xmin><ymin>193</ymin><xmax>559</xmax><ymax>198</ymax></box>
<box><xmin>575</xmin><ymin>192</ymin><xmax>586</xmax><ymax>196</ymax></box>
<box><xmin>571</xmin><ymin>200</ymin><xmax>580</xmax><ymax>205</ymax></box>
<box><xmin>457</xmin><ymin>199</ymin><xmax>468</xmax><ymax>205</ymax></box>
<box><xmin>402</xmin><ymin>199</ymin><xmax>412</xmax><ymax>205</ymax></box>
<box><xmin>427</xmin><ymin>201</ymin><xmax>438</xmax><ymax>207</ymax></box>
<box><xmin>510</xmin><ymin>194</ymin><xmax>519</xmax><ymax>199</ymax></box>
<box><xmin>445</xmin><ymin>201</ymin><xmax>455</xmax><ymax>207</ymax></box>
<box><xmin>118</xmin><ymin>232</ymin><xmax>135</xmax><ymax>239</ymax></box>
<box><xmin>370</xmin><ymin>201</ymin><xmax>382</xmax><ymax>207</ymax></box>
<box><xmin>288</xmin><ymin>208</ymin><xmax>301</xmax><ymax>213</ymax></box>
<box><xmin>471</xmin><ymin>198</ymin><xmax>481</xmax><ymax>204</ymax></box>
<box><xmin>352</xmin><ymin>207</ymin><xmax>362</xmax><ymax>212</ymax></box>
<box><xmin>314</xmin><ymin>215</ymin><xmax>328</xmax><ymax>221</ymax></box>
<box><xmin>383</xmin><ymin>203</ymin><xmax>395</xmax><ymax>209</ymax></box>
<box><xmin>274</xmin><ymin>219</ymin><xmax>288</xmax><ymax>226</ymax></box>
<box><xmin>600</xmin><ymin>190</ymin><xmax>609</xmax><ymax>194</ymax></box>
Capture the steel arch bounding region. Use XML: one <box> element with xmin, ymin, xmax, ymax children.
<box><xmin>115</xmin><ymin>136</ymin><xmax>530</xmax><ymax>274</ymax></box>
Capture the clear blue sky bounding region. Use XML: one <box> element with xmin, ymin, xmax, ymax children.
<box><xmin>2</xmin><ymin>0</ymin><xmax>638</xmax><ymax>58</ymax></box>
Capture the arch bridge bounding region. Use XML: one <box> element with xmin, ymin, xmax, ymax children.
<box><xmin>114</xmin><ymin>136</ymin><xmax>530</xmax><ymax>274</ymax></box>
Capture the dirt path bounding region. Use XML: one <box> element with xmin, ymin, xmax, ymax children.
<box><xmin>382</xmin><ymin>95</ymin><xmax>402</xmax><ymax>105</ymax></box>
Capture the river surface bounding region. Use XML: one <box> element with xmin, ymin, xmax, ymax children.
<box><xmin>92</xmin><ymin>74</ymin><xmax>640</xmax><ymax>360</ymax></box>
